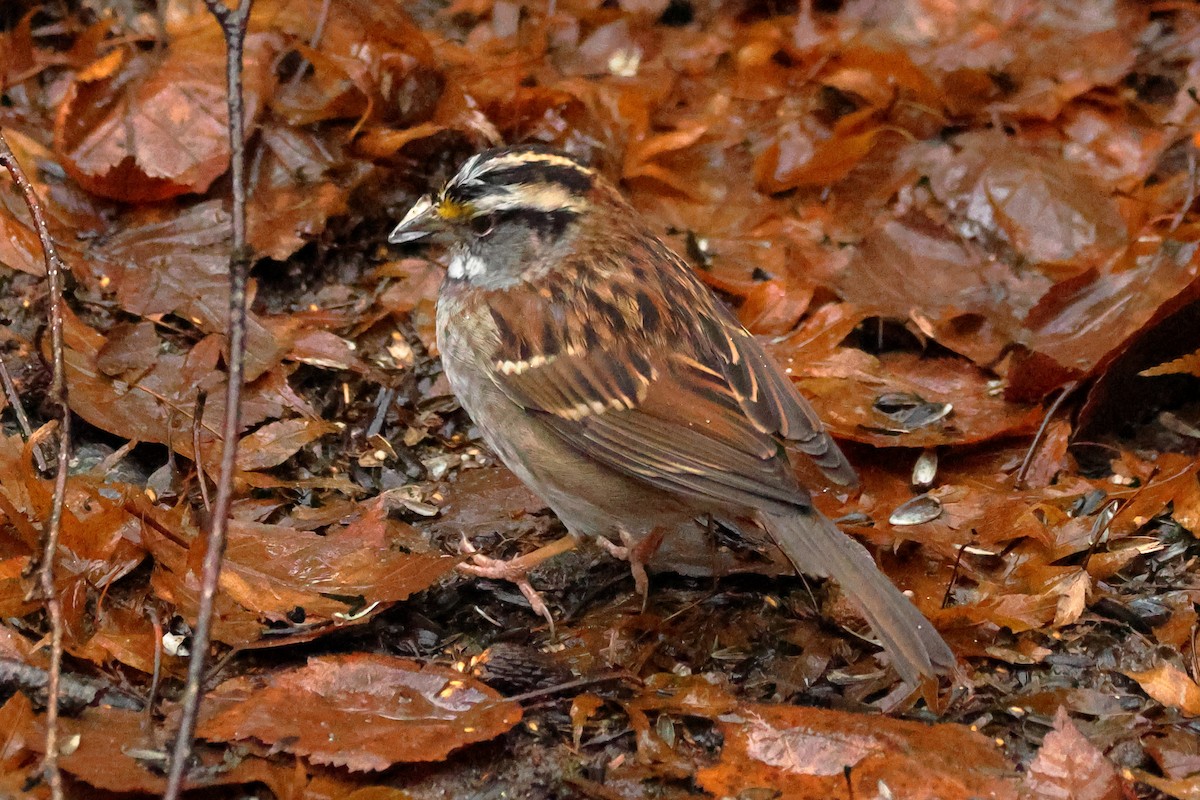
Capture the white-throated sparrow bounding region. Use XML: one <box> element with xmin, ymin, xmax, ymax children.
<box><xmin>390</xmin><ymin>145</ymin><xmax>955</xmax><ymax>683</ymax></box>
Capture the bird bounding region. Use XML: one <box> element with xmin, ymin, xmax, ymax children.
<box><xmin>388</xmin><ymin>144</ymin><xmax>955</xmax><ymax>683</ymax></box>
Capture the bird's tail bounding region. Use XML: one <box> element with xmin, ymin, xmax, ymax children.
<box><xmin>761</xmin><ymin>508</ymin><xmax>956</xmax><ymax>684</ymax></box>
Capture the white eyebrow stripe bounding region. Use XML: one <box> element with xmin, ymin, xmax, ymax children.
<box><xmin>471</xmin><ymin>184</ymin><xmax>589</xmax><ymax>214</ymax></box>
<box><xmin>482</xmin><ymin>152</ymin><xmax>590</xmax><ymax>173</ymax></box>
<box><xmin>458</xmin><ymin>153</ymin><xmax>483</xmax><ymax>179</ymax></box>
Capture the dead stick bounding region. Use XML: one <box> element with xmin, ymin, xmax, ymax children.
<box><xmin>1013</xmin><ymin>380</ymin><xmax>1079</xmax><ymax>490</ymax></box>
<box><xmin>192</xmin><ymin>391</ymin><xmax>211</xmax><ymax>512</ymax></box>
<box><xmin>161</xmin><ymin>2</ymin><xmax>254</xmax><ymax>797</ymax></box>
<box><xmin>0</xmin><ymin>132</ymin><xmax>71</xmax><ymax>800</ymax></box>
<box><xmin>0</xmin><ymin>353</ymin><xmax>48</xmax><ymax>471</ymax></box>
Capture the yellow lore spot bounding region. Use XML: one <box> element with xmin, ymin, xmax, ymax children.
<box><xmin>436</xmin><ymin>199</ymin><xmax>472</xmax><ymax>220</ymax></box>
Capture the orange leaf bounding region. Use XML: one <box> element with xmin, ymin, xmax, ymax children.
<box><xmin>1125</xmin><ymin>664</ymin><xmax>1200</xmax><ymax>717</ymax></box>
<box><xmin>197</xmin><ymin>654</ymin><xmax>522</xmax><ymax>770</ymax></box>
<box><xmin>53</xmin><ymin>19</ymin><xmax>276</xmax><ymax>202</ymax></box>
<box><xmin>697</xmin><ymin>703</ymin><xmax>1018</xmax><ymax>800</ymax></box>
<box><xmin>235</xmin><ymin>418</ymin><xmax>339</xmax><ymax>471</ymax></box>
<box><xmin>1025</xmin><ymin>708</ymin><xmax>1124</xmax><ymax>800</ymax></box>
<box><xmin>1140</xmin><ymin>348</ymin><xmax>1200</xmax><ymax>378</ymax></box>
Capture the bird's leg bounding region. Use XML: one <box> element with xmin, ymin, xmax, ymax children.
<box><xmin>457</xmin><ymin>533</ymin><xmax>577</xmax><ymax>635</ymax></box>
<box><xmin>597</xmin><ymin>528</ymin><xmax>667</xmax><ymax>611</ymax></box>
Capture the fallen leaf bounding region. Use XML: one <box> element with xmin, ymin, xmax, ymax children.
<box><xmin>59</xmin><ymin>308</ymin><xmax>291</xmax><ymax>462</ymax></box>
<box><xmin>196</xmin><ymin>654</ymin><xmax>522</xmax><ymax>770</ymax></box>
<box><xmin>1125</xmin><ymin>664</ymin><xmax>1200</xmax><ymax>717</ymax></box>
<box><xmin>1024</xmin><ymin>707</ymin><xmax>1124</xmax><ymax>800</ymax></box>
<box><xmin>697</xmin><ymin>703</ymin><xmax>1019</xmax><ymax>800</ymax></box>
<box><xmin>246</xmin><ymin>126</ymin><xmax>375</xmax><ymax>260</ymax></box>
<box><xmin>235</xmin><ymin>417</ymin><xmax>339</xmax><ymax>471</ymax></box>
<box><xmin>795</xmin><ymin>350</ymin><xmax>1041</xmax><ymax>447</ymax></box>
<box><xmin>1052</xmin><ymin>571</ymin><xmax>1090</xmax><ymax>628</ymax></box>
<box><xmin>54</xmin><ymin>19</ymin><xmax>277</xmax><ymax>201</ymax></box>
<box><xmin>1141</xmin><ymin>348</ymin><xmax>1200</xmax><ymax>378</ymax></box>
<box><xmin>926</xmin><ymin>132</ymin><xmax>1127</xmax><ymax>269</ymax></box>
<box><xmin>28</xmin><ymin>705</ymin><xmax>295</xmax><ymax>795</ymax></box>
<box><xmin>93</xmin><ymin>200</ymin><xmax>286</xmax><ymax>381</ymax></box>
<box><xmin>143</xmin><ymin>504</ymin><xmax>453</xmax><ymax>643</ymax></box>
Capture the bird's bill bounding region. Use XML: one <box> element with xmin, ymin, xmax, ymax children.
<box><xmin>388</xmin><ymin>195</ymin><xmax>441</xmax><ymax>244</ymax></box>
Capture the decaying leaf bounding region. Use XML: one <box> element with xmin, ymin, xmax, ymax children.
<box><xmin>235</xmin><ymin>417</ymin><xmax>339</xmax><ymax>471</ymax></box>
<box><xmin>698</xmin><ymin>704</ymin><xmax>1019</xmax><ymax>800</ymax></box>
<box><xmin>196</xmin><ymin>654</ymin><xmax>522</xmax><ymax>769</ymax></box>
<box><xmin>1125</xmin><ymin>664</ymin><xmax>1200</xmax><ymax>718</ymax></box>
<box><xmin>1141</xmin><ymin>348</ymin><xmax>1200</xmax><ymax>378</ymax></box>
<box><xmin>54</xmin><ymin>18</ymin><xmax>277</xmax><ymax>201</ymax></box>
<box><xmin>1024</xmin><ymin>708</ymin><xmax>1124</xmax><ymax>800</ymax></box>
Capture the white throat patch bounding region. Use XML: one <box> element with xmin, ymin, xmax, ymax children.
<box><xmin>447</xmin><ymin>251</ymin><xmax>488</xmax><ymax>280</ymax></box>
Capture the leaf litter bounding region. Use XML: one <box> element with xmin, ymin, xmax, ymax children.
<box><xmin>0</xmin><ymin>0</ymin><xmax>1198</xmax><ymax>797</ymax></box>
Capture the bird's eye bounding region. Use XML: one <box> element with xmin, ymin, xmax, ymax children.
<box><xmin>469</xmin><ymin>214</ymin><xmax>496</xmax><ymax>237</ymax></box>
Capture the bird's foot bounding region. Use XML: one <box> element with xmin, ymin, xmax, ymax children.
<box><xmin>597</xmin><ymin>528</ymin><xmax>666</xmax><ymax>611</ymax></box>
<box><xmin>457</xmin><ymin>534</ymin><xmax>577</xmax><ymax>636</ymax></box>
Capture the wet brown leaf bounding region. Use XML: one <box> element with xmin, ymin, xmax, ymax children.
<box><xmin>246</xmin><ymin>126</ymin><xmax>376</xmax><ymax>260</ymax></box>
<box><xmin>837</xmin><ymin>213</ymin><xmax>1045</xmax><ymax>367</ymax></box>
<box><xmin>0</xmin><ymin>130</ymin><xmax>108</xmax><ymax>279</ymax></box>
<box><xmin>235</xmin><ymin>417</ymin><xmax>339</xmax><ymax>471</ymax></box>
<box><xmin>262</xmin><ymin>0</ymin><xmax>441</xmax><ymax>130</ymax></box>
<box><xmin>60</xmin><ymin>307</ymin><xmax>293</xmax><ymax>461</ymax></box>
<box><xmin>755</xmin><ymin>109</ymin><xmax>881</xmax><ymax>192</ymax></box>
<box><xmin>0</xmin><ymin>693</ymin><xmax>35</xmax><ymax>774</ymax></box>
<box><xmin>797</xmin><ymin>349</ymin><xmax>1041</xmax><ymax>447</ymax></box>
<box><xmin>1012</xmin><ymin>242</ymin><xmax>1200</xmax><ymax>399</ymax></box>
<box><xmin>54</xmin><ymin>19</ymin><xmax>277</xmax><ymax>201</ymax></box>
<box><xmin>1125</xmin><ymin>664</ymin><xmax>1200</xmax><ymax>718</ymax></box>
<box><xmin>144</xmin><ymin>501</ymin><xmax>453</xmax><ymax>643</ymax></box>
<box><xmin>196</xmin><ymin>654</ymin><xmax>522</xmax><ymax>769</ymax></box>
<box><xmin>28</xmin><ymin>705</ymin><xmax>295</xmax><ymax>795</ymax></box>
<box><xmin>431</xmin><ymin>466</ymin><xmax>546</xmax><ymax>540</ymax></box>
<box><xmin>697</xmin><ymin>703</ymin><xmax>1019</xmax><ymax>800</ymax></box>
<box><xmin>1024</xmin><ymin>707</ymin><xmax>1124</xmax><ymax>800</ymax></box>
<box><xmin>926</xmin><ymin>132</ymin><xmax>1128</xmax><ymax>270</ymax></box>
<box><xmin>92</xmin><ymin>200</ymin><xmax>286</xmax><ymax>380</ymax></box>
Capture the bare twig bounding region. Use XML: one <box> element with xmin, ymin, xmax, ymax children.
<box><xmin>941</xmin><ymin>542</ymin><xmax>967</xmax><ymax>610</ymax></box>
<box><xmin>0</xmin><ymin>131</ymin><xmax>72</xmax><ymax>800</ymax></box>
<box><xmin>192</xmin><ymin>391</ymin><xmax>211</xmax><ymax>512</ymax></box>
<box><xmin>162</xmin><ymin>2</ymin><xmax>255</xmax><ymax>797</ymax></box>
<box><xmin>284</xmin><ymin>0</ymin><xmax>331</xmax><ymax>89</ymax></box>
<box><xmin>501</xmin><ymin>673</ymin><xmax>630</xmax><ymax>705</ymax></box>
<box><xmin>0</xmin><ymin>657</ymin><xmax>142</xmax><ymax>711</ymax></box>
<box><xmin>145</xmin><ymin>606</ymin><xmax>164</xmax><ymax>731</ymax></box>
<box><xmin>365</xmin><ymin>385</ymin><xmax>395</xmax><ymax>439</ymax></box>
<box><xmin>1013</xmin><ymin>380</ymin><xmax>1079</xmax><ymax>490</ymax></box>
<box><xmin>1080</xmin><ymin>499</ymin><xmax>1120</xmax><ymax>573</ymax></box>
<box><xmin>0</xmin><ymin>353</ymin><xmax>47</xmax><ymax>470</ymax></box>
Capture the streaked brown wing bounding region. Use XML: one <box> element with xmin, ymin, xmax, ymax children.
<box><xmin>481</xmin><ymin>224</ymin><xmax>855</xmax><ymax>510</ymax></box>
<box><xmin>499</xmin><ymin>343</ymin><xmax>807</xmax><ymax>514</ymax></box>
<box><xmin>694</xmin><ymin>301</ymin><xmax>858</xmax><ymax>487</ymax></box>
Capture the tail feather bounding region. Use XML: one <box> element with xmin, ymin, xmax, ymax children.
<box><xmin>761</xmin><ymin>509</ymin><xmax>955</xmax><ymax>684</ymax></box>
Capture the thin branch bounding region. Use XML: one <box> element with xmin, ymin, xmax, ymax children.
<box><xmin>1013</xmin><ymin>380</ymin><xmax>1079</xmax><ymax>490</ymax></box>
<box><xmin>941</xmin><ymin>542</ymin><xmax>967</xmax><ymax>610</ymax></box>
<box><xmin>145</xmin><ymin>606</ymin><xmax>164</xmax><ymax>731</ymax></box>
<box><xmin>0</xmin><ymin>353</ymin><xmax>47</xmax><ymax>470</ymax></box>
<box><xmin>162</xmin><ymin>2</ymin><xmax>255</xmax><ymax>797</ymax></box>
<box><xmin>0</xmin><ymin>132</ymin><xmax>72</xmax><ymax>800</ymax></box>
<box><xmin>0</xmin><ymin>657</ymin><xmax>143</xmax><ymax>711</ymax></box>
<box><xmin>192</xmin><ymin>391</ymin><xmax>211</xmax><ymax>512</ymax></box>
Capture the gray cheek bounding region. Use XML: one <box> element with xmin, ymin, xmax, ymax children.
<box><xmin>460</xmin><ymin>233</ymin><xmax>531</xmax><ymax>289</ymax></box>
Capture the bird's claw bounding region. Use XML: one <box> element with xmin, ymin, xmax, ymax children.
<box><xmin>457</xmin><ymin>534</ymin><xmax>558</xmax><ymax>635</ymax></box>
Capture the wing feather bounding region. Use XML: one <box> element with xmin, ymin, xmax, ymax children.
<box><xmin>480</xmin><ymin>232</ymin><xmax>856</xmax><ymax>515</ymax></box>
